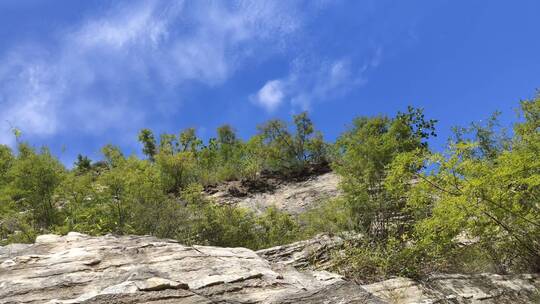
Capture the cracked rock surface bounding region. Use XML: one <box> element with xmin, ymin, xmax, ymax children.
<box><xmin>2</xmin><ymin>232</ymin><xmax>539</xmax><ymax>303</ymax></box>
<box><xmin>0</xmin><ymin>232</ymin><xmax>381</xmax><ymax>304</ymax></box>
<box><xmin>257</xmin><ymin>233</ymin><xmax>362</xmax><ymax>269</ymax></box>
<box><xmin>260</xmin><ymin>234</ymin><xmax>540</xmax><ymax>303</ymax></box>
<box><xmin>363</xmin><ymin>274</ymin><xmax>540</xmax><ymax>303</ymax></box>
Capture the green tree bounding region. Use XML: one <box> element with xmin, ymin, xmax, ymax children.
<box><xmin>55</xmin><ymin>170</ymin><xmax>99</xmax><ymax>234</ymax></box>
<box><xmin>406</xmin><ymin>96</ymin><xmax>540</xmax><ymax>272</ymax></box>
<box><xmin>74</xmin><ymin>154</ymin><xmax>92</xmax><ymax>173</ymax></box>
<box><xmin>159</xmin><ymin>133</ymin><xmax>177</xmax><ymax>155</ymax></box>
<box><xmin>138</xmin><ymin>129</ymin><xmax>157</xmax><ymax>161</ymax></box>
<box><xmin>114</xmin><ymin>157</ymin><xmax>170</xmax><ymax>236</ymax></box>
<box><xmin>101</xmin><ymin>144</ymin><xmax>125</xmax><ymax>167</ymax></box>
<box><xmin>293</xmin><ymin>112</ymin><xmax>315</xmax><ymax>165</ymax></box>
<box><xmin>257</xmin><ymin>112</ymin><xmax>327</xmax><ymax>174</ymax></box>
<box><xmin>240</xmin><ymin>135</ymin><xmax>266</xmax><ymax>180</ymax></box>
<box><xmin>0</xmin><ymin>145</ymin><xmax>14</xmax><ymax>187</ymax></box>
<box><xmin>333</xmin><ymin>107</ymin><xmax>436</xmax><ymax>239</ymax></box>
<box><xmin>7</xmin><ymin>144</ymin><xmax>65</xmax><ymax>231</ymax></box>
<box><xmin>179</xmin><ymin>128</ymin><xmax>202</xmax><ymax>153</ymax></box>
<box><xmin>257</xmin><ymin>119</ymin><xmax>298</xmax><ymax>172</ymax></box>
<box><xmin>256</xmin><ymin>207</ymin><xmax>300</xmax><ymax>248</ymax></box>
<box><xmin>156</xmin><ymin>150</ymin><xmax>198</xmax><ymax>193</ymax></box>
<box><xmin>451</xmin><ymin>111</ymin><xmax>510</xmax><ymax>160</ymax></box>
<box><xmin>217</xmin><ymin>124</ymin><xmax>238</xmax><ymax>146</ymax></box>
<box><xmin>216</xmin><ymin>124</ymin><xmax>238</xmax><ymax>161</ymax></box>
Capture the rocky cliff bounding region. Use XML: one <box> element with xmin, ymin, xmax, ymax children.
<box><xmin>1</xmin><ymin>233</ymin><xmax>539</xmax><ymax>304</ymax></box>
<box><xmin>206</xmin><ymin>172</ymin><xmax>341</xmax><ymax>214</ymax></box>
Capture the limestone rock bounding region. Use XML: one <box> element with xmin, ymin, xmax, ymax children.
<box><xmin>362</xmin><ymin>274</ymin><xmax>540</xmax><ymax>303</ymax></box>
<box><xmin>0</xmin><ymin>233</ymin><xmax>380</xmax><ymax>304</ymax></box>
<box><xmin>134</xmin><ymin>277</ymin><xmax>189</xmax><ymax>291</ymax></box>
<box><xmin>257</xmin><ymin>232</ymin><xmax>363</xmax><ymax>269</ymax></box>
<box><xmin>259</xmin><ymin>233</ymin><xmax>540</xmax><ymax>303</ymax></box>
<box><xmin>208</xmin><ymin>172</ymin><xmax>341</xmax><ymax>214</ymax></box>
<box><xmin>2</xmin><ymin>232</ymin><xmax>539</xmax><ymax>303</ymax></box>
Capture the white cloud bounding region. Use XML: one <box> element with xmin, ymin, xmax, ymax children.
<box><xmin>71</xmin><ymin>3</ymin><xmax>165</xmax><ymax>50</ymax></box>
<box><xmin>252</xmin><ymin>80</ymin><xmax>285</xmax><ymax>112</ymax></box>
<box><xmin>289</xmin><ymin>59</ymin><xmax>365</xmax><ymax>111</ymax></box>
<box><xmin>253</xmin><ymin>54</ymin><xmax>380</xmax><ymax>112</ymax></box>
<box><xmin>0</xmin><ymin>0</ymin><xmax>307</xmax><ymax>145</ymax></box>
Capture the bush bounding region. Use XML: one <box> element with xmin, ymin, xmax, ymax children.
<box><xmin>330</xmin><ymin>238</ymin><xmax>422</xmax><ymax>283</ymax></box>
<box><xmin>298</xmin><ymin>198</ymin><xmax>355</xmax><ymax>238</ymax></box>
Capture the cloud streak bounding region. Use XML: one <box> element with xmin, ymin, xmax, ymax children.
<box><xmin>0</xmin><ymin>0</ymin><xmax>305</xmax><ymax>145</ymax></box>
<box><xmin>253</xmin><ymin>52</ymin><xmax>382</xmax><ymax>113</ymax></box>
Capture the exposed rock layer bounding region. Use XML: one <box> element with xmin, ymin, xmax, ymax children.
<box><xmin>262</xmin><ymin>234</ymin><xmax>540</xmax><ymax>303</ymax></box>
<box><xmin>1</xmin><ymin>233</ymin><xmax>539</xmax><ymax>303</ymax></box>
<box><xmin>0</xmin><ymin>233</ymin><xmax>380</xmax><ymax>304</ymax></box>
<box><xmin>257</xmin><ymin>233</ymin><xmax>362</xmax><ymax>269</ymax></box>
<box><xmin>364</xmin><ymin>274</ymin><xmax>540</xmax><ymax>303</ymax></box>
<box><xmin>207</xmin><ymin>172</ymin><xmax>341</xmax><ymax>214</ymax></box>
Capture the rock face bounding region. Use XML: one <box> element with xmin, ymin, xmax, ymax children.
<box><xmin>1</xmin><ymin>233</ymin><xmax>539</xmax><ymax>304</ymax></box>
<box><xmin>363</xmin><ymin>274</ymin><xmax>540</xmax><ymax>304</ymax></box>
<box><xmin>0</xmin><ymin>232</ymin><xmax>381</xmax><ymax>304</ymax></box>
<box><xmin>207</xmin><ymin>172</ymin><xmax>341</xmax><ymax>214</ymax></box>
<box><xmin>261</xmin><ymin>234</ymin><xmax>540</xmax><ymax>303</ymax></box>
<box><xmin>257</xmin><ymin>233</ymin><xmax>362</xmax><ymax>269</ymax></box>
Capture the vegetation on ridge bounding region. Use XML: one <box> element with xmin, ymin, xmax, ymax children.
<box><xmin>0</xmin><ymin>94</ymin><xmax>539</xmax><ymax>282</ymax></box>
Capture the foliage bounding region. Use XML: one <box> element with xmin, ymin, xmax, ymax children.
<box><xmin>74</xmin><ymin>154</ymin><xmax>92</xmax><ymax>173</ymax></box>
<box><xmin>0</xmin><ymin>114</ymin><xmax>314</xmax><ymax>248</ymax></box>
<box><xmin>298</xmin><ymin>198</ymin><xmax>355</xmax><ymax>237</ymax></box>
<box><xmin>8</xmin><ymin>144</ymin><xmax>65</xmax><ymax>229</ymax></box>
<box><xmin>331</xmin><ymin>237</ymin><xmax>422</xmax><ymax>283</ymax></box>
<box><xmin>405</xmin><ymin>96</ymin><xmax>540</xmax><ymax>273</ymax></box>
<box><xmin>332</xmin><ymin>107</ymin><xmax>436</xmax><ymax>239</ymax></box>
<box><xmin>0</xmin><ymin>143</ymin><xmax>65</xmax><ymax>242</ymax></box>
<box><xmin>1</xmin><ymin>96</ymin><xmax>539</xmax><ymax>283</ymax></box>
<box><xmin>138</xmin><ymin>129</ymin><xmax>157</xmax><ymax>161</ymax></box>
<box><xmin>256</xmin><ymin>207</ymin><xmax>300</xmax><ymax>248</ymax></box>
<box><xmin>257</xmin><ymin>112</ymin><xmax>327</xmax><ymax>174</ymax></box>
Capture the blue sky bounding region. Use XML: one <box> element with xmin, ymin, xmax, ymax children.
<box><xmin>0</xmin><ymin>0</ymin><xmax>539</xmax><ymax>164</ymax></box>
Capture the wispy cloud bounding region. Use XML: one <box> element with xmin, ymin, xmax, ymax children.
<box><xmin>0</xmin><ymin>52</ymin><xmax>63</xmax><ymax>145</ymax></box>
<box><xmin>253</xmin><ymin>50</ymin><xmax>382</xmax><ymax>112</ymax></box>
<box><xmin>0</xmin><ymin>0</ymin><xmax>306</xmax><ymax>145</ymax></box>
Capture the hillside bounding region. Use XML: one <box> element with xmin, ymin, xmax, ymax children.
<box><xmin>1</xmin><ymin>97</ymin><xmax>539</xmax><ymax>303</ymax></box>
<box><xmin>1</xmin><ymin>2</ymin><xmax>539</xmax><ymax>303</ymax></box>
